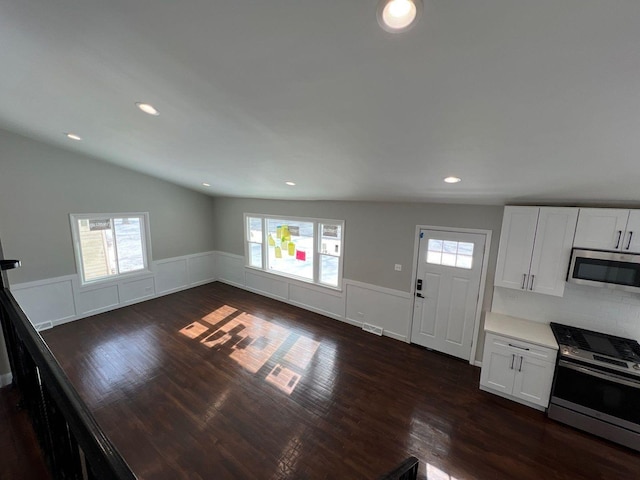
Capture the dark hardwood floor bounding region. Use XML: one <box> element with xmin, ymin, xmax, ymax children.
<box><xmin>41</xmin><ymin>282</ymin><xmax>640</xmax><ymax>480</ymax></box>
<box><xmin>0</xmin><ymin>386</ymin><xmax>51</xmax><ymax>480</ymax></box>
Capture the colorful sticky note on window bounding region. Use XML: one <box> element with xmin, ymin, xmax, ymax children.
<box><xmin>296</xmin><ymin>249</ymin><xmax>306</xmax><ymax>261</ymax></box>
<box><xmin>268</xmin><ymin>234</ymin><xmax>275</xmax><ymax>246</ymax></box>
<box><xmin>275</xmin><ymin>247</ymin><xmax>282</xmax><ymax>258</ymax></box>
<box><xmin>288</xmin><ymin>242</ymin><xmax>295</xmax><ymax>256</ymax></box>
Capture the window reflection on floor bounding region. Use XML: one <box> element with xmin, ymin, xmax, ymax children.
<box><xmin>178</xmin><ymin>305</ymin><xmax>320</xmax><ymax>395</ymax></box>
<box><xmin>426</xmin><ymin>462</ymin><xmax>460</xmax><ymax>480</ymax></box>
<box><xmin>84</xmin><ymin>326</ymin><xmax>161</xmax><ymax>404</ymax></box>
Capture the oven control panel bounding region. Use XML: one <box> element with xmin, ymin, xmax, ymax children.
<box><xmin>558</xmin><ymin>346</ymin><xmax>640</xmax><ymax>378</ymax></box>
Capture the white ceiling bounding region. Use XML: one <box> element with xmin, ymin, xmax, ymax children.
<box><xmin>2</xmin><ymin>0</ymin><xmax>640</xmax><ymax>205</ymax></box>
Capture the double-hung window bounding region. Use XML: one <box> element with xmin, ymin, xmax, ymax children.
<box><xmin>70</xmin><ymin>213</ymin><xmax>151</xmax><ymax>285</ymax></box>
<box><xmin>244</xmin><ymin>214</ymin><xmax>344</xmax><ymax>289</ymax></box>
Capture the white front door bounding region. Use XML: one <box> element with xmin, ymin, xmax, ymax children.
<box><xmin>411</xmin><ymin>229</ymin><xmax>486</xmax><ymax>360</ymax></box>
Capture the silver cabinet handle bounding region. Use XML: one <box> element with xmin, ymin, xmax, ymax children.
<box><xmin>521</xmin><ymin>273</ymin><xmax>527</xmax><ymax>289</ymax></box>
<box><xmin>626</xmin><ymin>231</ymin><xmax>633</xmax><ymax>250</ymax></box>
<box><xmin>518</xmin><ymin>356</ymin><xmax>523</xmax><ymax>372</ymax></box>
<box><xmin>510</xmin><ymin>354</ymin><xmax>515</xmax><ymax>370</ymax></box>
<box><xmin>615</xmin><ymin>230</ymin><xmax>623</xmax><ymax>249</ymax></box>
<box><xmin>529</xmin><ymin>274</ymin><xmax>535</xmax><ymax>290</ymax></box>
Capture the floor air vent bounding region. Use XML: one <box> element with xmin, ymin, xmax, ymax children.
<box><xmin>362</xmin><ymin>323</ymin><xmax>383</xmax><ymax>336</ymax></box>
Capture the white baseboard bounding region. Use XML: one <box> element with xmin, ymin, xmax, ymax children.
<box><xmin>0</xmin><ymin>373</ymin><xmax>13</xmax><ymax>388</ymax></box>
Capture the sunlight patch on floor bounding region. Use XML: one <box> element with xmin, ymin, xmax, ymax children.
<box><xmin>178</xmin><ymin>305</ymin><xmax>320</xmax><ymax>395</ymax></box>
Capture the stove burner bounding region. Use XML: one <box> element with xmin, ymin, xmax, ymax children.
<box><xmin>550</xmin><ymin>323</ymin><xmax>640</xmax><ymax>363</ymax></box>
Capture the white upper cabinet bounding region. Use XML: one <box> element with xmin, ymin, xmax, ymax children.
<box><xmin>494</xmin><ymin>207</ymin><xmax>539</xmax><ymax>291</ymax></box>
<box><xmin>495</xmin><ymin>206</ymin><xmax>578</xmax><ymax>297</ymax></box>
<box><xmin>574</xmin><ymin>209</ymin><xmax>640</xmax><ymax>252</ymax></box>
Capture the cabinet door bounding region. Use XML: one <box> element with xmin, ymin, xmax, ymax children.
<box><xmin>480</xmin><ymin>335</ymin><xmax>516</xmax><ymax>395</ymax></box>
<box><xmin>622</xmin><ymin>210</ymin><xmax>640</xmax><ymax>252</ymax></box>
<box><xmin>528</xmin><ymin>207</ymin><xmax>578</xmax><ymax>297</ymax></box>
<box><xmin>494</xmin><ymin>207</ymin><xmax>539</xmax><ymax>290</ymax></box>
<box><xmin>512</xmin><ymin>355</ymin><xmax>555</xmax><ymax>407</ymax></box>
<box><xmin>573</xmin><ymin>209</ymin><xmax>629</xmax><ymax>250</ymax></box>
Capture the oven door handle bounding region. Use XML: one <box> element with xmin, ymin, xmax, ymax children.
<box><xmin>558</xmin><ymin>360</ymin><xmax>640</xmax><ymax>389</ymax></box>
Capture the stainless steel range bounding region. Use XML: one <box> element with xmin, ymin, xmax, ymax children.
<box><xmin>548</xmin><ymin>323</ymin><xmax>640</xmax><ymax>451</ymax></box>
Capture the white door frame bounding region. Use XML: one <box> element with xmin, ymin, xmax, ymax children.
<box><xmin>408</xmin><ymin>225</ymin><xmax>492</xmax><ymax>366</ymax></box>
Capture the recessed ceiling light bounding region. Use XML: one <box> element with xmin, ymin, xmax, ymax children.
<box><xmin>377</xmin><ymin>0</ymin><xmax>422</xmax><ymax>33</ymax></box>
<box><xmin>202</xmin><ymin>182</ymin><xmax>211</xmax><ymax>187</ymax></box>
<box><xmin>285</xmin><ymin>181</ymin><xmax>296</xmax><ymax>186</ymax></box>
<box><xmin>444</xmin><ymin>176</ymin><xmax>462</xmax><ymax>184</ymax></box>
<box><xmin>65</xmin><ymin>133</ymin><xmax>82</xmax><ymax>141</ymax></box>
<box><xmin>135</xmin><ymin>102</ymin><xmax>159</xmax><ymax>116</ymax></box>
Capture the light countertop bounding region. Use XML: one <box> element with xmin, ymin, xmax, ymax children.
<box><xmin>485</xmin><ymin>312</ymin><xmax>558</xmax><ymax>350</ymax></box>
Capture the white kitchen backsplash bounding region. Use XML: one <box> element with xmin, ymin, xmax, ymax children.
<box><xmin>491</xmin><ymin>284</ymin><xmax>640</xmax><ymax>342</ymax></box>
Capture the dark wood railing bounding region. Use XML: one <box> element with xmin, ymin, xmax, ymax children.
<box><xmin>378</xmin><ymin>456</ymin><xmax>419</xmax><ymax>480</ymax></box>
<box><xmin>0</xmin><ymin>258</ymin><xmax>136</xmax><ymax>480</ymax></box>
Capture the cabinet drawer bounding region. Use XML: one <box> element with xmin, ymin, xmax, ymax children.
<box><xmin>486</xmin><ymin>333</ymin><xmax>556</xmax><ymax>362</ymax></box>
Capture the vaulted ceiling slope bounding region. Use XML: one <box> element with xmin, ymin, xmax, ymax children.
<box><xmin>1</xmin><ymin>1</ymin><xmax>640</xmax><ymax>205</ymax></box>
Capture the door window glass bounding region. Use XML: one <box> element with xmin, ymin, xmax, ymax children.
<box><xmin>427</xmin><ymin>239</ymin><xmax>474</xmax><ymax>269</ymax></box>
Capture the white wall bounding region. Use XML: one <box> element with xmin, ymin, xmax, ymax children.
<box><xmin>492</xmin><ymin>284</ymin><xmax>640</xmax><ymax>341</ymax></box>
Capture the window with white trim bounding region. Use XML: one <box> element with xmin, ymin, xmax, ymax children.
<box><xmin>70</xmin><ymin>213</ymin><xmax>151</xmax><ymax>285</ymax></box>
<box><xmin>244</xmin><ymin>214</ymin><xmax>344</xmax><ymax>289</ymax></box>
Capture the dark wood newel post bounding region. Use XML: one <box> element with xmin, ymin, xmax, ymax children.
<box><xmin>0</xmin><ymin>237</ymin><xmax>21</xmax><ymax>383</ymax></box>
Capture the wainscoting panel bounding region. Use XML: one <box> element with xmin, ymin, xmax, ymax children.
<box><xmin>216</xmin><ymin>252</ymin><xmax>245</xmax><ymax>287</ymax></box>
<box><xmin>10</xmin><ymin>277</ymin><xmax>76</xmax><ymax>327</ymax></box>
<box><xmin>155</xmin><ymin>258</ymin><xmax>189</xmax><ymax>294</ymax></box>
<box><xmin>75</xmin><ymin>284</ymin><xmax>119</xmax><ymax>317</ymax></box>
<box><xmin>345</xmin><ymin>282</ymin><xmax>412</xmax><ymax>342</ymax></box>
<box><xmin>214</xmin><ymin>253</ymin><xmax>411</xmax><ymax>343</ymax></box>
<box><xmin>188</xmin><ymin>253</ymin><xmax>216</xmax><ymax>286</ymax></box>
<box><xmin>119</xmin><ymin>276</ymin><xmax>156</xmax><ymax>304</ymax></box>
<box><xmin>289</xmin><ymin>284</ymin><xmax>345</xmax><ymax>319</ymax></box>
<box><xmin>9</xmin><ymin>251</ymin><xmax>217</xmax><ymax>331</ymax></box>
<box><xmin>8</xmin><ymin>250</ymin><xmax>413</xmax><ymax>349</ymax></box>
<box><xmin>245</xmin><ymin>270</ymin><xmax>288</xmax><ymax>300</ymax></box>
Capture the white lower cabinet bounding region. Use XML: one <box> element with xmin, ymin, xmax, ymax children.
<box><xmin>480</xmin><ymin>332</ymin><xmax>557</xmax><ymax>410</ymax></box>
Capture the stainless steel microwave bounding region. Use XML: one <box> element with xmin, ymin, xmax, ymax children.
<box><xmin>568</xmin><ymin>248</ymin><xmax>640</xmax><ymax>293</ymax></box>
